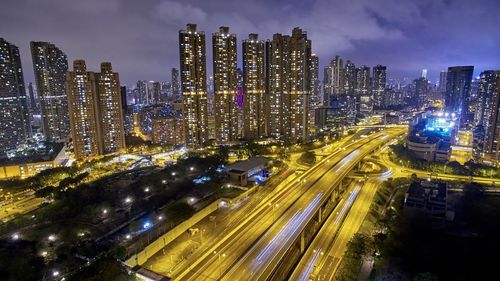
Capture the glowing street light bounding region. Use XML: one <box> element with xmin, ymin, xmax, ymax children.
<box><xmin>102</xmin><ymin>209</ymin><xmax>108</xmax><ymax>214</ymax></box>
<box><xmin>171</xmin><ymin>172</ymin><xmax>176</xmax><ymax>176</ymax></box>
<box><xmin>52</xmin><ymin>270</ymin><xmax>60</xmax><ymax>277</ymax></box>
<box><xmin>190</xmin><ymin>166</ymin><xmax>195</xmax><ymax>171</ymax></box>
<box><xmin>48</xmin><ymin>234</ymin><xmax>56</xmax><ymax>242</ymax></box>
<box><xmin>124</xmin><ymin>197</ymin><xmax>133</xmax><ymax>204</ymax></box>
<box><xmin>144</xmin><ymin>187</ymin><xmax>150</xmax><ymax>193</ymax></box>
<box><xmin>125</xmin><ymin>234</ymin><xmax>131</xmax><ymax>240</ymax></box>
<box><xmin>11</xmin><ymin>233</ymin><xmax>19</xmax><ymax>240</ymax></box>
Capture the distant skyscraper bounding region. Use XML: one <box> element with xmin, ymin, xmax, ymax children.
<box><xmin>445</xmin><ymin>66</ymin><xmax>474</xmax><ymax>126</ymax></box>
<box><xmin>66</xmin><ymin>60</ymin><xmax>125</xmax><ymax>161</ymax></box>
<box><xmin>171</xmin><ymin>68</ymin><xmax>179</xmax><ymax>97</ymax></box>
<box><xmin>242</xmin><ymin>34</ymin><xmax>266</xmax><ymax>140</ymax></box>
<box><xmin>120</xmin><ymin>86</ymin><xmax>127</xmax><ymax>111</ymax></box>
<box><xmin>482</xmin><ymin>71</ymin><xmax>500</xmax><ymax>161</ymax></box>
<box><xmin>414</xmin><ymin>77</ymin><xmax>429</xmax><ymax>108</ymax></box>
<box><xmin>324</xmin><ymin>55</ymin><xmax>344</xmax><ymax>106</ymax></box>
<box><xmin>213</xmin><ymin>26</ymin><xmax>238</xmax><ymax>143</ymax></box>
<box><xmin>151</xmin><ymin>81</ymin><xmax>161</xmax><ymax>104</ymax></box>
<box><xmin>439</xmin><ymin>71</ymin><xmax>447</xmax><ymax>92</ymax></box>
<box><xmin>30</xmin><ymin>41</ymin><xmax>69</xmax><ymax>142</ymax></box>
<box><xmin>27</xmin><ymin>82</ymin><xmax>38</xmax><ymax>113</ymax></box>
<box><xmin>267</xmin><ymin>27</ymin><xmax>311</xmax><ymax>142</ymax></box>
<box><xmin>372</xmin><ymin>65</ymin><xmax>387</xmax><ymax>108</ymax></box>
<box><xmin>421</xmin><ymin>68</ymin><xmax>427</xmax><ymax>79</ymax></box>
<box><xmin>0</xmin><ymin>38</ymin><xmax>30</xmax><ymax>154</ymax></box>
<box><xmin>356</xmin><ymin>65</ymin><xmax>372</xmax><ymax>114</ymax></box>
<box><xmin>309</xmin><ymin>54</ymin><xmax>320</xmax><ymax>109</ymax></box>
<box><xmin>136</xmin><ymin>80</ymin><xmax>148</xmax><ymax>104</ymax></box>
<box><xmin>179</xmin><ymin>24</ymin><xmax>208</xmax><ymax>146</ymax></box>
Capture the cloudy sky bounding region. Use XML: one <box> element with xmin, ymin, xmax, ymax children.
<box><xmin>1</xmin><ymin>0</ymin><xmax>499</xmax><ymax>85</ymax></box>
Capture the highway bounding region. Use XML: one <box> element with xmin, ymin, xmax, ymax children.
<box><xmin>219</xmin><ymin>129</ymin><xmax>402</xmax><ymax>281</ymax></box>
<box><xmin>288</xmin><ymin>181</ymin><xmax>362</xmax><ymax>281</ymax></box>
<box><xmin>168</xmin><ymin>129</ymin><xmax>403</xmax><ymax>280</ymax></box>
<box><xmin>290</xmin><ymin>177</ymin><xmax>386</xmax><ymax>281</ymax></box>
<box><xmin>144</xmin><ymin>132</ymin><xmax>357</xmax><ymax>276</ymax></box>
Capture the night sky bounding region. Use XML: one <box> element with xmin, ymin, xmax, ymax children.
<box><xmin>1</xmin><ymin>0</ymin><xmax>499</xmax><ymax>85</ymax></box>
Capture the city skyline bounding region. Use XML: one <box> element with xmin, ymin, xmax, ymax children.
<box><xmin>1</xmin><ymin>0</ymin><xmax>499</xmax><ymax>85</ymax></box>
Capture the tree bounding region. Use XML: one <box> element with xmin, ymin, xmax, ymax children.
<box><xmin>299</xmin><ymin>151</ymin><xmax>316</xmax><ymax>165</ymax></box>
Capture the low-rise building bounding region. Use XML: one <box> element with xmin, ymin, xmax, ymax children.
<box><xmin>226</xmin><ymin>157</ymin><xmax>271</xmax><ymax>187</ymax></box>
<box><xmin>0</xmin><ymin>143</ymin><xmax>67</xmax><ymax>179</ymax></box>
<box><xmin>404</xmin><ymin>180</ymin><xmax>454</xmax><ymax>221</ymax></box>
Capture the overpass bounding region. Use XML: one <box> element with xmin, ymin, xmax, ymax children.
<box><xmin>218</xmin><ymin>129</ymin><xmax>404</xmax><ymax>281</ymax></box>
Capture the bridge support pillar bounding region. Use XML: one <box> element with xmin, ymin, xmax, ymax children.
<box><xmin>300</xmin><ymin>232</ymin><xmax>305</xmax><ymax>253</ymax></box>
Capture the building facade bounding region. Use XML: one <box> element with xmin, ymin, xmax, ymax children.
<box><xmin>179</xmin><ymin>24</ymin><xmax>209</xmax><ymax>147</ymax></box>
<box><xmin>445</xmin><ymin>66</ymin><xmax>474</xmax><ymax>127</ymax></box>
<box><xmin>66</xmin><ymin>60</ymin><xmax>125</xmax><ymax>161</ymax></box>
<box><xmin>243</xmin><ymin>34</ymin><xmax>266</xmax><ymax>140</ymax></box>
<box><xmin>372</xmin><ymin>65</ymin><xmax>386</xmax><ymax>108</ymax></box>
<box><xmin>213</xmin><ymin>26</ymin><xmax>238</xmax><ymax>143</ymax></box>
<box><xmin>151</xmin><ymin>116</ymin><xmax>185</xmax><ymax>146</ymax></box>
<box><xmin>0</xmin><ymin>38</ymin><xmax>30</xmax><ymax>155</ymax></box>
<box><xmin>30</xmin><ymin>41</ymin><xmax>69</xmax><ymax>142</ymax></box>
<box><xmin>266</xmin><ymin>28</ymin><xmax>311</xmax><ymax>142</ymax></box>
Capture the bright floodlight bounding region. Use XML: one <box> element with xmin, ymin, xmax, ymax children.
<box><xmin>48</xmin><ymin>235</ymin><xmax>56</xmax><ymax>241</ymax></box>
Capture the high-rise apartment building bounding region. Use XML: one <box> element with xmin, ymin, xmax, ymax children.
<box><xmin>27</xmin><ymin>82</ymin><xmax>38</xmax><ymax>113</ymax></box>
<box><xmin>66</xmin><ymin>60</ymin><xmax>125</xmax><ymax>161</ymax></box>
<box><xmin>445</xmin><ymin>66</ymin><xmax>474</xmax><ymax>126</ymax></box>
<box><xmin>152</xmin><ymin>115</ymin><xmax>185</xmax><ymax>146</ymax></box>
<box><xmin>323</xmin><ymin>55</ymin><xmax>344</xmax><ymax>106</ymax></box>
<box><xmin>171</xmin><ymin>68</ymin><xmax>180</xmax><ymax>98</ymax></box>
<box><xmin>414</xmin><ymin>77</ymin><xmax>429</xmax><ymax>108</ymax></box>
<box><xmin>356</xmin><ymin>65</ymin><xmax>372</xmax><ymax>114</ymax></box>
<box><xmin>0</xmin><ymin>38</ymin><xmax>30</xmax><ymax>155</ymax></box>
<box><xmin>482</xmin><ymin>71</ymin><xmax>500</xmax><ymax>161</ymax></box>
<box><xmin>30</xmin><ymin>41</ymin><xmax>69</xmax><ymax>142</ymax></box>
<box><xmin>179</xmin><ymin>24</ymin><xmax>209</xmax><ymax>146</ymax></box>
<box><xmin>439</xmin><ymin>71</ymin><xmax>447</xmax><ymax>92</ymax></box>
<box><xmin>266</xmin><ymin>28</ymin><xmax>311</xmax><ymax>142</ymax></box>
<box><xmin>309</xmin><ymin>54</ymin><xmax>320</xmax><ymax>109</ymax></box>
<box><xmin>95</xmin><ymin>63</ymin><xmax>126</xmax><ymax>154</ymax></box>
<box><xmin>243</xmin><ymin>33</ymin><xmax>266</xmax><ymax>140</ymax></box>
<box><xmin>372</xmin><ymin>65</ymin><xmax>387</xmax><ymax>108</ymax></box>
<box><xmin>213</xmin><ymin>26</ymin><xmax>238</xmax><ymax>143</ymax></box>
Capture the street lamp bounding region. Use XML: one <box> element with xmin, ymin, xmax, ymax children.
<box><xmin>190</xmin><ymin>166</ymin><xmax>195</xmax><ymax>172</ymax></box>
<box><xmin>171</xmin><ymin>172</ymin><xmax>176</xmax><ymax>176</ymax></box>
<box><xmin>268</xmin><ymin>203</ymin><xmax>279</xmax><ymax>222</ymax></box>
<box><xmin>48</xmin><ymin>235</ymin><xmax>56</xmax><ymax>242</ymax></box>
<box><xmin>213</xmin><ymin>251</ymin><xmax>226</xmax><ymax>279</ymax></box>
<box><xmin>11</xmin><ymin>233</ymin><xmax>19</xmax><ymax>240</ymax></box>
<box><xmin>124</xmin><ymin>197</ymin><xmax>133</xmax><ymax>204</ymax></box>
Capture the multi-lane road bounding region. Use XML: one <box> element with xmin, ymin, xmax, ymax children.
<box><xmin>164</xmin><ymin>128</ymin><xmax>404</xmax><ymax>281</ymax></box>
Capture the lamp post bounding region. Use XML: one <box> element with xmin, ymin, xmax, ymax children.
<box><xmin>213</xmin><ymin>251</ymin><xmax>226</xmax><ymax>280</ymax></box>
